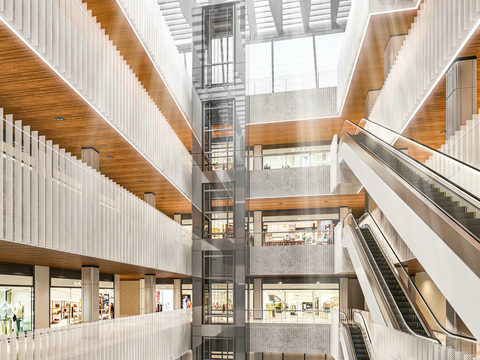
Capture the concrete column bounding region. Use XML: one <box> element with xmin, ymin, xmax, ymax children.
<box><xmin>81</xmin><ymin>147</ymin><xmax>100</xmax><ymax>172</ymax></box>
<box><xmin>253</xmin><ymin>278</ymin><xmax>262</xmax><ymax>319</ymax></box>
<box><xmin>339</xmin><ymin>207</ymin><xmax>351</xmax><ymax>223</ymax></box>
<box><xmin>446</xmin><ymin>57</ymin><xmax>477</xmax><ymax>140</ymax></box>
<box><xmin>140</xmin><ymin>278</ymin><xmax>145</xmax><ymax>315</ymax></box>
<box><xmin>144</xmin><ymin>275</ymin><xmax>156</xmax><ymax>314</ymax></box>
<box><xmin>34</xmin><ymin>266</ymin><xmax>50</xmax><ymax>330</ymax></box>
<box><xmin>174</xmin><ymin>279</ymin><xmax>182</xmax><ymax>310</ymax></box>
<box><xmin>114</xmin><ymin>275</ymin><xmax>120</xmax><ymax>319</ymax></box>
<box><xmin>144</xmin><ymin>192</ymin><xmax>156</xmax><ymax>208</ymax></box>
<box><xmin>384</xmin><ymin>34</ymin><xmax>407</xmax><ymax>81</ymax></box>
<box><xmin>253</xmin><ymin>144</ymin><xmax>263</xmax><ymax>170</ymax></box>
<box><xmin>253</xmin><ymin>210</ymin><xmax>263</xmax><ymax>246</ymax></box>
<box><xmin>81</xmin><ymin>266</ymin><xmax>99</xmax><ymax>322</ymax></box>
<box><xmin>174</xmin><ymin>214</ymin><xmax>182</xmax><ymax>224</ymax></box>
<box><xmin>339</xmin><ymin>277</ymin><xmax>348</xmax><ymax>311</ymax></box>
<box><xmin>364</xmin><ymin>89</ymin><xmax>381</xmax><ymax>118</ymax></box>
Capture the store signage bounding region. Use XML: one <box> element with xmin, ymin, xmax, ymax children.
<box><xmin>290</xmin><ymin>285</ymin><xmax>308</xmax><ymax>289</ymax></box>
<box><xmin>291</xmin><ymin>147</ymin><xmax>317</xmax><ymax>153</ymax></box>
<box><xmin>281</xmin><ymin>216</ymin><xmax>310</xmax><ymax>221</ymax></box>
<box><xmin>74</xmin><ymin>281</ymin><xmax>81</xmax><ymax>286</ymax></box>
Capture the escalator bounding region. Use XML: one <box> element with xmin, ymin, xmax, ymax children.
<box><xmin>353</xmin><ymin>133</ymin><xmax>480</xmax><ymax>238</ymax></box>
<box><xmin>338</xmin><ymin>119</ymin><xmax>480</xmax><ymax>342</ymax></box>
<box><xmin>348</xmin><ymin>324</ymin><xmax>370</xmax><ymax>360</ymax></box>
<box><xmin>360</xmin><ymin>227</ymin><xmax>427</xmax><ymax>336</ymax></box>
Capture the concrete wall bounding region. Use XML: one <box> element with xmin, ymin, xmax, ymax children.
<box><xmin>247</xmin><ymin>323</ymin><xmax>330</xmax><ymax>354</ymax></box>
<box><xmin>247</xmin><ymin>87</ymin><xmax>337</xmax><ymax>124</ymax></box>
<box><xmin>120</xmin><ymin>280</ymin><xmax>141</xmax><ymax>317</ymax></box>
<box><xmin>249</xmin><ymin>166</ymin><xmax>330</xmax><ymax>198</ymax></box>
<box><xmin>248</xmin><ymin>245</ymin><xmax>334</xmax><ymax>276</ymax></box>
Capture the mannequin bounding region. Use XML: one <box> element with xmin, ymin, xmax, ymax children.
<box><xmin>0</xmin><ymin>301</ymin><xmax>12</xmax><ymax>335</ymax></box>
<box><xmin>13</xmin><ymin>300</ymin><xmax>24</xmax><ymax>334</ymax></box>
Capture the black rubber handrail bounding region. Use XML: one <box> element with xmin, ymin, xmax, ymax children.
<box><xmin>339</xmin><ymin>129</ymin><xmax>480</xmax><ymax>245</ymax></box>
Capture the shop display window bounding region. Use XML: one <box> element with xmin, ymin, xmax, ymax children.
<box><xmin>262</xmin><ymin>220</ymin><xmax>333</xmax><ymax>246</ymax></box>
<box><xmin>99</xmin><ymin>288</ymin><xmax>114</xmax><ymax>320</ymax></box>
<box><xmin>0</xmin><ymin>285</ymin><xmax>33</xmax><ymax>335</ymax></box>
<box><xmin>50</xmin><ymin>287</ymin><xmax>82</xmax><ymax>327</ymax></box>
<box><xmin>182</xmin><ymin>283</ymin><xmax>193</xmax><ymax>309</ymax></box>
<box><xmin>156</xmin><ymin>285</ymin><xmax>174</xmax><ymax>312</ymax></box>
<box><xmin>258</xmin><ymin>148</ymin><xmax>330</xmax><ymax>171</ymax></box>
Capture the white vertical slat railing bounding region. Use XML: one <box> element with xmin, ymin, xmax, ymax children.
<box><xmin>116</xmin><ymin>0</ymin><xmax>193</xmax><ymax>124</ymax></box>
<box><xmin>369</xmin><ymin>0</ymin><xmax>480</xmax><ymax>135</ymax></box>
<box><xmin>0</xmin><ymin>116</ymin><xmax>192</xmax><ymax>276</ymax></box>
<box><xmin>0</xmin><ymin>0</ymin><xmax>192</xmax><ymax>198</ymax></box>
<box><xmin>1</xmin><ymin>309</ymin><xmax>192</xmax><ymax>360</ymax></box>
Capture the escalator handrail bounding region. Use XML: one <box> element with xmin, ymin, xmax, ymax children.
<box><xmin>339</xmin><ymin>127</ymin><xmax>480</xmax><ymax>246</ymax></box>
<box><xmin>353</xmin><ymin>310</ymin><xmax>375</xmax><ymax>360</ymax></box>
<box><xmin>339</xmin><ymin>310</ymin><xmax>358</xmax><ymax>360</ymax></box>
<box><xmin>342</xmin><ymin>118</ymin><xmax>480</xmax><ymax>207</ymax></box>
<box><xmin>343</xmin><ymin>213</ymin><xmax>438</xmax><ymax>343</ymax></box>
<box><xmin>358</xmin><ymin>212</ymin><xmax>479</xmax><ymax>344</ymax></box>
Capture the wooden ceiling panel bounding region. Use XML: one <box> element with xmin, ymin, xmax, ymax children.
<box><xmin>82</xmin><ymin>0</ymin><xmax>193</xmax><ymax>151</ymax></box>
<box><xmin>0</xmin><ymin>21</ymin><xmax>191</xmax><ymax>217</ymax></box>
<box><xmin>246</xmin><ymin>191</ymin><xmax>365</xmax><ymax>218</ymax></box>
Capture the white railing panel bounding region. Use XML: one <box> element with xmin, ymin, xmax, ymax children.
<box><xmin>369</xmin><ymin>0</ymin><xmax>480</xmax><ymax>135</ymax></box>
<box><xmin>0</xmin><ymin>117</ymin><xmax>192</xmax><ymax>276</ymax></box>
<box><xmin>0</xmin><ymin>0</ymin><xmax>192</xmax><ymax>198</ymax></box>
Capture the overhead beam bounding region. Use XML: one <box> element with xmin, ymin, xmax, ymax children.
<box><xmin>269</xmin><ymin>0</ymin><xmax>283</xmax><ymax>36</ymax></box>
<box><xmin>331</xmin><ymin>0</ymin><xmax>340</xmax><ymax>29</ymax></box>
<box><xmin>299</xmin><ymin>0</ymin><xmax>312</xmax><ymax>32</ymax></box>
<box><xmin>246</xmin><ymin>0</ymin><xmax>258</xmax><ymax>39</ymax></box>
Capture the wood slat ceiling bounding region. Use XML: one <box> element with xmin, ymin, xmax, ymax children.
<box><xmin>246</xmin><ymin>191</ymin><xmax>365</xmax><ymax>219</ymax></box>
<box><xmin>247</xmin><ymin>9</ymin><xmax>419</xmax><ymax>147</ymax></box>
<box><xmin>82</xmin><ymin>0</ymin><xmax>193</xmax><ymax>152</ymax></box>
<box><xmin>0</xmin><ymin>20</ymin><xmax>191</xmax><ymax>217</ymax></box>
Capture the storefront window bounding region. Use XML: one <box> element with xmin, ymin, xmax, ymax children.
<box><xmin>99</xmin><ymin>282</ymin><xmax>114</xmax><ymax>320</ymax></box>
<box><xmin>262</xmin><ymin>220</ymin><xmax>333</xmax><ymax>246</ymax></box>
<box><xmin>182</xmin><ymin>284</ymin><xmax>193</xmax><ymax>309</ymax></box>
<box><xmin>261</xmin><ymin>283</ymin><xmax>339</xmax><ymax>322</ymax></box>
<box><xmin>50</xmin><ymin>287</ymin><xmax>82</xmax><ymax>327</ymax></box>
<box><xmin>0</xmin><ymin>275</ymin><xmax>33</xmax><ymax>335</ymax></box>
<box><xmin>259</xmin><ymin>147</ymin><xmax>330</xmax><ymax>170</ymax></box>
<box><xmin>156</xmin><ymin>284</ymin><xmax>174</xmax><ymax>312</ymax></box>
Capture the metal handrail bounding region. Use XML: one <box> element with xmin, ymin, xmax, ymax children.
<box><xmin>339</xmin><ymin>310</ymin><xmax>358</xmax><ymax>360</ymax></box>
<box><xmin>339</xmin><ymin>124</ymin><xmax>480</xmax><ymax>246</ymax></box>
<box><xmin>359</xmin><ymin>212</ymin><xmax>479</xmax><ymax>344</ymax></box>
<box><xmin>353</xmin><ymin>310</ymin><xmax>375</xmax><ymax>360</ymax></box>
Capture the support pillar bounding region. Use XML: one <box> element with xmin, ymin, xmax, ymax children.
<box><xmin>253</xmin><ymin>278</ymin><xmax>262</xmax><ymax>319</ymax></box>
<box><xmin>81</xmin><ymin>147</ymin><xmax>100</xmax><ymax>172</ymax></box>
<box><xmin>81</xmin><ymin>266</ymin><xmax>99</xmax><ymax>322</ymax></box>
<box><xmin>253</xmin><ymin>144</ymin><xmax>263</xmax><ymax>170</ymax></box>
<box><xmin>446</xmin><ymin>57</ymin><xmax>477</xmax><ymax>140</ymax></box>
<box><xmin>339</xmin><ymin>207</ymin><xmax>351</xmax><ymax>223</ymax></box>
<box><xmin>34</xmin><ymin>266</ymin><xmax>50</xmax><ymax>330</ymax></box>
<box><xmin>253</xmin><ymin>210</ymin><xmax>263</xmax><ymax>246</ymax></box>
<box><xmin>339</xmin><ymin>277</ymin><xmax>348</xmax><ymax>311</ymax></box>
<box><xmin>144</xmin><ymin>192</ymin><xmax>156</xmax><ymax>208</ymax></box>
<box><xmin>114</xmin><ymin>274</ymin><xmax>120</xmax><ymax>319</ymax></box>
<box><xmin>144</xmin><ymin>275</ymin><xmax>156</xmax><ymax>314</ymax></box>
<box><xmin>174</xmin><ymin>279</ymin><xmax>182</xmax><ymax>310</ymax></box>
<box><xmin>140</xmin><ymin>278</ymin><xmax>145</xmax><ymax>315</ymax></box>
<box><xmin>174</xmin><ymin>214</ymin><xmax>182</xmax><ymax>224</ymax></box>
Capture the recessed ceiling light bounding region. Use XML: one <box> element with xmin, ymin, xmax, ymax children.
<box><xmin>324</xmin><ymin>128</ymin><xmax>328</xmax><ymax>131</ymax></box>
<box><xmin>279</xmin><ymin>131</ymin><xmax>283</xmax><ymax>135</ymax></box>
<box><xmin>55</xmin><ymin>117</ymin><xmax>66</xmax><ymax>121</ymax></box>
<box><xmin>106</xmin><ymin>266</ymin><xmax>113</xmax><ymax>268</ymax></box>
<box><xmin>138</xmin><ymin>271</ymin><xmax>144</xmax><ymax>273</ymax></box>
<box><xmin>324</xmin><ymin>200</ymin><xmax>328</xmax><ymax>203</ymax></box>
<box><xmin>316</xmin><ymin>282</ymin><xmax>320</xmax><ymax>284</ymax></box>
<box><xmin>279</xmin><ymin>202</ymin><xmax>283</xmax><ymax>205</ymax></box>
<box><xmin>105</xmin><ymin>155</ymin><xmax>114</xmax><ymax>159</ymax></box>
<box><xmin>55</xmin><ymin>258</ymin><xmax>66</xmax><ymax>261</ymax></box>
<box><xmin>138</xmin><ymin>180</ymin><xmax>144</xmax><ymax>183</ymax></box>
<box><xmin>161</xmin><ymin>197</ymin><xmax>166</xmax><ymax>200</ymax></box>
<box><xmin>440</xmin><ymin>130</ymin><xmax>446</xmax><ymax>134</ymax></box>
<box><xmin>278</xmin><ymin>282</ymin><xmax>283</xmax><ymax>284</ymax></box>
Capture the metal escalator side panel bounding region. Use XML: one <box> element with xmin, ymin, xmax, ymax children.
<box><xmin>342</xmin><ymin>224</ymin><xmax>393</xmax><ymax>328</ymax></box>
<box><xmin>339</xmin><ymin>322</ymin><xmax>358</xmax><ymax>360</ymax></box>
<box><xmin>338</xmin><ymin>133</ymin><xmax>480</xmax><ymax>342</ymax></box>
